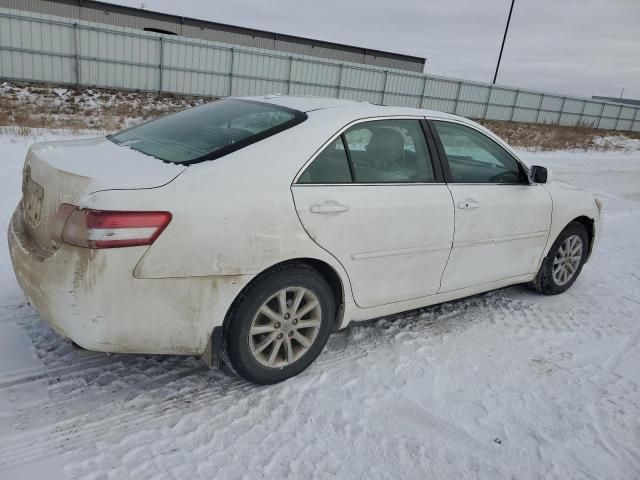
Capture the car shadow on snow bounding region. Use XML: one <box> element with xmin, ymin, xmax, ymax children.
<box><xmin>8</xmin><ymin>284</ymin><xmax>537</xmax><ymax>396</ymax></box>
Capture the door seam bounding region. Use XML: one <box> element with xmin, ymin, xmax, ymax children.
<box><xmin>436</xmin><ymin>184</ymin><xmax>456</xmax><ymax>294</ymax></box>
<box><xmin>288</xmin><ymin>186</ymin><xmax>359</xmax><ymax>307</ymax></box>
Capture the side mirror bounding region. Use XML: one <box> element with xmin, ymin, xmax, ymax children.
<box><xmin>530</xmin><ymin>165</ymin><xmax>548</xmax><ymax>184</ymax></box>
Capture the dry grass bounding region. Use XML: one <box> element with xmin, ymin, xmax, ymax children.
<box><xmin>0</xmin><ymin>81</ymin><xmax>211</xmax><ymax>135</ymax></box>
<box><xmin>1</xmin><ymin>81</ymin><xmax>638</xmax><ymax>150</ymax></box>
<box><xmin>478</xmin><ymin>120</ymin><xmax>640</xmax><ymax>151</ymax></box>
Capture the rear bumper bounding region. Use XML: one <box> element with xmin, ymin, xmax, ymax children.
<box><xmin>8</xmin><ymin>205</ymin><xmax>252</xmax><ymax>356</ymax></box>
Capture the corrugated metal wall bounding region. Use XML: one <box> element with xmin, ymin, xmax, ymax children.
<box><xmin>1</xmin><ymin>7</ymin><xmax>638</xmax><ymax>132</ymax></box>
<box><xmin>0</xmin><ymin>0</ymin><xmax>426</xmax><ymax>72</ymax></box>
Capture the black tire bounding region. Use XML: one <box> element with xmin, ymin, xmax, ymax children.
<box><xmin>531</xmin><ymin>221</ymin><xmax>589</xmax><ymax>295</ymax></box>
<box><xmin>224</xmin><ymin>263</ymin><xmax>335</xmax><ymax>384</ymax></box>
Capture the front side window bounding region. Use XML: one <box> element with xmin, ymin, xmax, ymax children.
<box><xmin>110</xmin><ymin>99</ymin><xmax>306</xmax><ymax>164</ymax></box>
<box><xmin>432</xmin><ymin>121</ymin><xmax>526</xmax><ymax>184</ymax></box>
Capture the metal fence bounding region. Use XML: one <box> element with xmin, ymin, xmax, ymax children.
<box><xmin>1</xmin><ymin>7</ymin><xmax>639</xmax><ymax>132</ymax></box>
<box><xmin>0</xmin><ymin>0</ymin><xmax>426</xmax><ymax>72</ymax></box>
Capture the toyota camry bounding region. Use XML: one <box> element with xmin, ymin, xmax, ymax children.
<box><xmin>8</xmin><ymin>96</ymin><xmax>602</xmax><ymax>384</ymax></box>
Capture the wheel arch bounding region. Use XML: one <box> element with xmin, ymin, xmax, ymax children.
<box><xmin>570</xmin><ymin>215</ymin><xmax>595</xmax><ymax>260</ymax></box>
<box><xmin>222</xmin><ymin>258</ymin><xmax>346</xmax><ymax>336</ymax></box>
<box><xmin>203</xmin><ymin>258</ymin><xmax>348</xmax><ymax>369</ymax></box>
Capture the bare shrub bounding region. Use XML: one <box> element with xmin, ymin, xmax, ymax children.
<box><xmin>16</xmin><ymin>125</ymin><xmax>33</xmax><ymax>136</ymax></box>
<box><xmin>14</xmin><ymin>110</ymin><xmax>43</xmax><ymax>128</ymax></box>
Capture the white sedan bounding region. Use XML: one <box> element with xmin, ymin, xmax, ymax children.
<box><xmin>8</xmin><ymin>96</ymin><xmax>602</xmax><ymax>384</ymax></box>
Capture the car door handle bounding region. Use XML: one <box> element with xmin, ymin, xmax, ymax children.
<box><xmin>457</xmin><ymin>199</ymin><xmax>480</xmax><ymax>209</ymax></box>
<box><xmin>310</xmin><ymin>203</ymin><xmax>350</xmax><ymax>214</ymax></box>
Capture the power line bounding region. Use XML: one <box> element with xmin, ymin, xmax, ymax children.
<box><xmin>493</xmin><ymin>0</ymin><xmax>515</xmax><ymax>85</ymax></box>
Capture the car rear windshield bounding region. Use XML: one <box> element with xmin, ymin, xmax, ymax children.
<box><xmin>109</xmin><ymin>99</ymin><xmax>307</xmax><ymax>165</ymax></box>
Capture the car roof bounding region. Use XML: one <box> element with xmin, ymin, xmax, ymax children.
<box><xmin>235</xmin><ymin>95</ymin><xmax>523</xmax><ymax>163</ymax></box>
<box><xmin>236</xmin><ymin>95</ymin><xmax>466</xmax><ymax>122</ymax></box>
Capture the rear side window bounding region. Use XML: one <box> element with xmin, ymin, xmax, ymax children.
<box><xmin>109</xmin><ymin>99</ymin><xmax>306</xmax><ymax>165</ymax></box>
<box><xmin>298</xmin><ymin>119</ymin><xmax>435</xmax><ymax>184</ymax></box>
<box><xmin>298</xmin><ymin>137</ymin><xmax>352</xmax><ymax>184</ymax></box>
<box><xmin>344</xmin><ymin>119</ymin><xmax>434</xmax><ymax>183</ymax></box>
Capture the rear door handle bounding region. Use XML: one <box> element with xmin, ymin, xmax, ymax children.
<box><xmin>310</xmin><ymin>203</ymin><xmax>349</xmax><ymax>214</ymax></box>
<box><xmin>457</xmin><ymin>199</ymin><xmax>480</xmax><ymax>209</ymax></box>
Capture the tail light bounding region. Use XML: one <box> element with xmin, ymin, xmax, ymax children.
<box><xmin>56</xmin><ymin>204</ymin><xmax>172</xmax><ymax>249</ymax></box>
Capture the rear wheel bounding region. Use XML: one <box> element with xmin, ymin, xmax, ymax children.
<box><xmin>531</xmin><ymin>222</ymin><xmax>589</xmax><ymax>295</ymax></box>
<box><xmin>225</xmin><ymin>264</ymin><xmax>335</xmax><ymax>384</ymax></box>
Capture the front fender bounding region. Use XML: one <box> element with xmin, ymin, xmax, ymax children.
<box><xmin>543</xmin><ymin>181</ymin><xmax>600</xmax><ymax>260</ymax></box>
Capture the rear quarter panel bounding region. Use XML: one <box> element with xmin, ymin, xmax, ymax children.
<box><xmin>84</xmin><ymin>112</ymin><xmax>357</xmax><ymax>312</ymax></box>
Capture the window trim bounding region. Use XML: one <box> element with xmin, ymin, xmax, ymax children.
<box><xmin>109</xmin><ymin>98</ymin><xmax>308</xmax><ymax>166</ymax></box>
<box><xmin>293</xmin><ymin>115</ymin><xmax>444</xmax><ymax>186</ymax></box>
<box><xmin>426</xmin><ymin>118</ymin><xmax>531</xmax><ymax>186</ymax></box>
<box><xmin>420</xmin><ymin>119</ymin><xmax>445</xmax><ymax>182</ymax></box>
<box><xmin>340</xmin><ymin>134</ymin><xmax>357</xmax><ymax>182</ymax></box>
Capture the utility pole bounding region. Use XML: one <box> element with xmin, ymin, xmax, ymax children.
<box><xmin>492</xmin><ymin>0</ymin><xmax>515</xmax><ymax>84</ymax></box>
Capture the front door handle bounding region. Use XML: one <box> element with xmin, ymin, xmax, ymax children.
<box><xmin>457</xmin><ymin>199</ymin><xmax>480</xmax><ymax>209</ymax></box>
<box><xmin>310</xmin><ymin>202</ymin><xmax>349</xmax><ymax>214</ymax></box>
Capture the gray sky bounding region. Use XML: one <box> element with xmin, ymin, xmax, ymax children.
<box><xmin>108</xmin><ymin>0</ymin><xmax>640</xmax><ymax>99</ymax></box>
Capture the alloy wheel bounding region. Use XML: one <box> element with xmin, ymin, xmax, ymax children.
<box><xmin>552</xmin><ymin>234</ymin><xmax>583</xmax><ymax>286</ymax></box>
<box><xmin>248</xmin><ymin>287</ymin><xmax>322</xmax><ymax>368</ymax></box>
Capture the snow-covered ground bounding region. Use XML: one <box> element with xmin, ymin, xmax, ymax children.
<box><xmin>0</xmin><ymin>132</ymin><xmax>639</xmax><ymax>480</ymax></box>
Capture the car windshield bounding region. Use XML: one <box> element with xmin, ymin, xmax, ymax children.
<box><xmin>109</xmin><ymin>99</ymin><xmax>306</xmax><ymax>164</ymax></box>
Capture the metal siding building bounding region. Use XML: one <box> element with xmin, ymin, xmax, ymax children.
<box><xmin>0</xmin><ymin>0</ymin><xmax>427</xmax><ymax>72</ymax></box>
<box><xmin>592</xmin><ymin>96</ymin><xmax>640</xmax><ymax>107</ymax></box>
<box><xmin>1</xmin><ymin>6</ymin><xmax>638</xmax><ymax>131</ymax></box>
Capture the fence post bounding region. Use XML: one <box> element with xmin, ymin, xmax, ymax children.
<box><xmin>158</xmin><ymin>36</ymin><xmax>164</xmax><ymax>93</ymax></box>
<box><xmin>419</xmin><ymin>76</ymin><xmax>428</xmax><ymax>109</ymax></box>
<box><xmin>73</xmin><ymin>23</ymin><xmax>80</xmax><ymax>86</ymax></box>
<box><xmin>482</xmin><ymin>85</ymin><xmax>492</xmax><ymax>119</ymax></box>
<box><xmin>535</xmin><ymin>94</ymin><xmax>544</xmax><ymax>123</ymax></box>
<box><xmin>596</xmin><ymin>103</ymin><xmax>605</xmax><ymax>129</ymax></box>
<box><xmin>613</xmin><ymin>104</ymin><xmax>624</xmax><ymax>131</ymax></box>
<box><xmin>228</xmin><ymin>47</ymin><xmax>234</xmax><ymax>96</ymax></box>
<box><xmin>453</xmin><ymin>80</ymin><xmax>462</xmax><ymax>114</ymax></box>
<box><xmin>632</xmin><ymin>108</ymin><xmax>640</xmax><ymax>133</ymax></box>
<box><xmin>557</xmin><ymin>97</ymin><xmax>567</xmax><ymax>125</ymax></box>
<box><xmin>577</xmin><ymin>100</ymin><xmax>587</xmax><ymax>127</ymax></box>
<box><xmin>286</xmin><ymin>56</ymin><xmax>293</xmax><ymax>95</ymax></box>
<box><xmin>380</xmin><ymin>70</ymin><xmax>389</xmax><ymax>105</ymax></box>
<box><xmin>336</xmin><ymin>64</ymin><xmax>343</xmax><ymax>98</ymax></box>
<box><xmin>509</xmin><ymin>89</ymin><xmax>519</xmax><ymax>121</ymax></box>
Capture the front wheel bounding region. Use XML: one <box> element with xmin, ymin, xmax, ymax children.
<box><xmin>225</xmin><ymin>264</ymin><xmax>335</xmax><ymax>384</ymax></box>
<box><xmin>531</xmin><ymin>222</ymin><xmax>589</xmax><ymax>295</ymax></box>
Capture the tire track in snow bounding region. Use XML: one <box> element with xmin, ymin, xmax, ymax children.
<box><xmin>589</xmin><ymin>324</ymin><xmax>640</xmax><ymax>467</ymax></box>
<box><xmin>0</xmin><ymin>294</ymin><xmax>505</xmax><ymax>470</ymax></box>
<box><xmin>6</xmin><ymin>290</ymin><xmax>489</xmax><ymax>410</ymax></box>
<box><xmin>603</xmin><ymin>324</ymin><xmax>640</xmax><ymax>376</ymax></box>
<box><xmin>0</xmin><ymin>353</ymin><xmax>127</xmax><ymax>390</ymax></box>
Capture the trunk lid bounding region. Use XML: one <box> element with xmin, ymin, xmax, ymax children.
<box><xmin>21</xmin><ymin>136</ymin><xmax>185</xmax><ymax>251</ymax></box>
